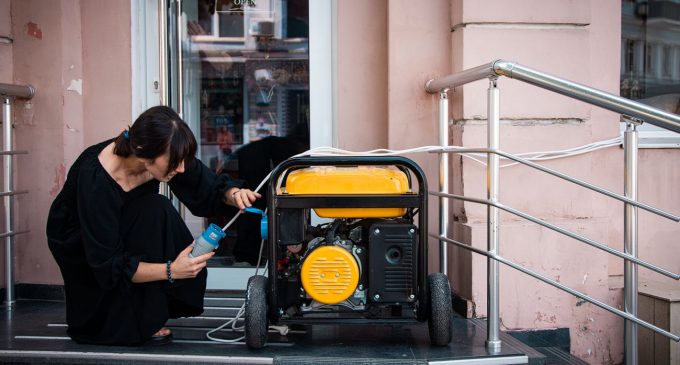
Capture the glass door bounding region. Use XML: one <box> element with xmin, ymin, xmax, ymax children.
<box><xmin>170</xmin><ymin>0</ymin><xmax>311</xmax><ymax>288</ymax></box>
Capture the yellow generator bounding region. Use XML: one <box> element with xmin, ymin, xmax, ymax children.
<box><xmin>244</xmin><ymin>156</ymin><xmax>452</xmax><ymax>349</ymax></box>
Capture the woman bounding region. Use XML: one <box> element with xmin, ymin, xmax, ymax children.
<box><xmin>46</xmin><ymin>106</ymin><xmax>260</xmax><ymax>346</ymax></box>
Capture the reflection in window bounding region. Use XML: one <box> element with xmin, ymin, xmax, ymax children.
<box><xmin>621</xmin><ymin>0</ymin><xmax>680</xmax><ymax>102</ymax></box>
<box><xmin>662</xmin><ymin>45</ymin><xmax>672</xmax><ymax>77</ymax></box>
<box><xmin>184</xmin><ymin>0</ymin><xmax>310</xmax><ymax>264</ymax></box>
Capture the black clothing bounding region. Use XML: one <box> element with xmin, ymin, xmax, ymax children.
<box><xmin>233</xmin><ymin>136</ymin><xmax>303</xmax><ymax>264</ymax></box>
<box><xmin>46</xmin><ymin>140</ymin><xmax>240</xmax><ymax>345</ymax></box>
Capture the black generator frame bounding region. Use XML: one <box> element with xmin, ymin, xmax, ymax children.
<box><xmin>266</xmin><ymin>155</ymin><xmax>429</xmax><ymax>325</ymax></box>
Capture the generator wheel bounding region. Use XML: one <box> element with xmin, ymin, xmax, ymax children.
<box><xmin>245</xmin><ymin>275</ymin><xmax>269</xmax><ymax>349</ymax></box>
<box><xmin>427</xmin><ymin>273</ymin><xmax>452</xmax><ymax>346</ymax></box>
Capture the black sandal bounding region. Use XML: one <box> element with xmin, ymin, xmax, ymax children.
<box><xmin>145</xmin><ymin>329</ymin><xmax>173</xmax><ymax>346</ymax></box>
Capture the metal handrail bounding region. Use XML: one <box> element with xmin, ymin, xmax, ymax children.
<box><xmin>425</xmin><ymin>60</ymin><xmax>680</xmax><ymax>362</ymax></box>
<box><xmin>2</xmin><ymin>86</ymin><xmax>34</xmax><ymax>308</ymax></box>
<box><xmin>425</xmin><ymin>59</ymin><xmax>680</xmax><ymax>133</ymax></box>
<box><xmin>432</xmin><ymin>234</ymin><xmax>680</xmax><ymax>342</ymax></box>
<box><xmin>0</xmin><ymin>83</ymin><xmax>35</xmax><ymax>99</ymax></box>
<box><xmin>430</xmin><ymin>191</ymin><xmax>680</xmax><ymax>281</ymax></box>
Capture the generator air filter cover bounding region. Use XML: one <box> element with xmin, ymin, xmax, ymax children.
<box><xmin>285</xmin><ymin>166</ymin><xmax>409</xmax><ymax>218</ymax></box>
<box><xmin>301</xmin><ymin>245</ymin><xmax>360</xmax><ymax>305</ymax></box>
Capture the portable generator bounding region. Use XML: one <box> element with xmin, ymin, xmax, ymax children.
<box><xmin>244</xmin><ymin>156</ymin><xmax>452</xmax><ymax>349</ymax></box>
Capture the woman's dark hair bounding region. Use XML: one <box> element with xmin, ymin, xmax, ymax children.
<box><xmin>113</xmin><ymin>106</ymin><xmax>197</xmax><ymax>175</ymax></box>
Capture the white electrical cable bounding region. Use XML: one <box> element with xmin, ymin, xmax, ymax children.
<box><xmin>205</xmin><ymin>176</ymin><xmax>271</xmax><ymax>343</ymax></box>
<box><xmin>204</xmin><ymin>236</ymin><xmax>267</xmax><ymax>344</ymax></box>
<box><xmin>296</xmin><ymin>135</ymin><xmax>623</xmax><ymax>168</ymax></box>
<box><xmin>203</xmin><ymin>135</ymin><xmax>622</xmax><ymax>344</ymax></box>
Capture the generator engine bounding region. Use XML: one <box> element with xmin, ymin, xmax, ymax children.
<box><xmin>276</xmin><ymin>217</ymin><xmax>418</xmax><ymax>316</ymax></box>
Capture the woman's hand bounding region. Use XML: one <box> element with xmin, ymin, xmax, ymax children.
<box><xmin>225</xmin><ymin>187</ymin><xmax>261</xmax><ymax>210</ymax></box>
<box><xmin>169</xmin><ymin>243</ymin><xmax>214</xmax><ymax>280</ymax></box>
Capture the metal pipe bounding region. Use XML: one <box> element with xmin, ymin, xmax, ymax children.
<box><xmin>425</xmin><ymin>62</ymin><xmax>496</xmax><ymax>93</ymax></box>
<box><xmin>3</xmin><ymin>97</ymin><xmax>15</xmax><ymax>307</ymax></box>
<box><xmin>435</xmin><ymin>147</ymin><xmax>679</xmax><ymax>222</ymax></box>
<box><xmin>432</xmin><ymin>234</ymin><xmax>680</xmax><ymax>342</ymax></box>
<box><xmin>0</xmin><ymin>83</ymin><xmax>35</xmax><ymax>99</ymax></box>
<box><xmin>158</xmin><ymin>0</ymin><xmax>169</xmax><ymax>106</ymax></box>
<box><xmin>158</xmin><ymin>0</ymin><xmax>171</xmax><ymax>198</ymax></box>
<box><xmin>0</xmin><ymin>190</ymin><xmax>28</xmax><ymax>198</ymax></box>
<box><xmin>176</xmin><ymin>0</ymin><xmax>184</xmax><ymax>118</ymax></box>
<box><xmin>624</xmin><ymin>123</ymin><xmax>639</xmax><ymax>365</ymax></box>
<box><xmin>439</xmin><ymin>90</ymin><xmax>449</xmax><ymax>274</ymax></box>
<box><xmin>211</xmin><ymin>1</ymin><xmax>219</xmax><ymax>36</ymax></box>
<box><xmin>430</xmin><ymin>191</ymin><xmax>679</xmax><ymax>280</ymax></box>
<box><xmin>486</xmin><ymin>79</ymin><xmax>501</xmax><ymax>351</ymax></box>
<box><xmin>174</xmin><ymin>0</ymin><xmax>186</xmax><ymax>220</ymax></box>
<box><xmin>493</xmin><ymin>60</ymin><xmax>680</xmax><ymax>134</ymax></box>
<box><xmin>0</xmin><ymin>230</ymin><xmax>29</xmax><ymax>240</ymax></box>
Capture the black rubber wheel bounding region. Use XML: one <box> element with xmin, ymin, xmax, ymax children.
<box><xmin>427</xmin><ymin>273</ymin><xmax>452</xmax><ymax>346</ymax></box>
<box><xmin>245</xmin><ymin>275</ymin><xmax>269</xmax><ymax>349</ymax></box>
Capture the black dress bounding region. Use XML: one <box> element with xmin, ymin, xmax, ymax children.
<box><xmin>46</xmin><ymin>140</ymin><xmax>240</xmax><ymax>345</ymax></box>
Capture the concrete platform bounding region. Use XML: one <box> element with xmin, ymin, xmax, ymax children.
<box><xmin>0</xmin><ymin>295</ymin><xmax>542</xmax><ymax>365</ymax></box>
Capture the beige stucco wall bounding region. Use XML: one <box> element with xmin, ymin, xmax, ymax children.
<box><xmin>7</xmin><ymin>0</ymin><xmax>131</xmax><ymax>285</ymax></box>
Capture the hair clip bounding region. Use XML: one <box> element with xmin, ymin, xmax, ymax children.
<box><xmin>123</xmin><ymin>130</ymin><xmax>129</xmax><ymax>140</ymax></box>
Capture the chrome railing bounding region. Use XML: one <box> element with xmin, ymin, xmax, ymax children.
<box><xmin>425</xmin><ymin>60</ymin><xmax>680</xmax><ymax>364</ymax></box>
<box><xmin>1</xmin><ymin>82</ymin><xmax>34</xmax><ymax>308</ymax></box>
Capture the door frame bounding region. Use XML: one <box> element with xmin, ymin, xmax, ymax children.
<box><xmin>130</xmin><ymin>0</ymin><xmax>336</xmax><ymax>289</ymax></box>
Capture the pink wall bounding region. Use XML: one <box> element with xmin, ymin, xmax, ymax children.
<box><xmin>336</xmin><ymin>0</ymin><xmax>388</xmax><ymax>151</ymax></box>
<box><xmin>337</xmin><ymin>0</ymin><xmax>452</xmax><ymax>273</ymax></box>
<box><xmin>9</xmin><ymin>0</ymin><xmax>131</xmax><ymax>285</ymax></box>
<box><xmin>338</xmin><ymin>1</ymin><xmax>679</xmax><ymax>364</ymax></box>
<box><xmin>452</xmin><ymin>1</ymin><xmax>627</xmax><ymax>363</ymax></box>
<box><xmin>386</xmin><ymin>0</ymin><xmax>451</xmax><ymax>273</ymax></box>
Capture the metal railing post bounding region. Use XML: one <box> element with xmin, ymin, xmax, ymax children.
<box><xmin>486</xmin><ymin>78</ymin><xmax>501</xmax><ymax>351</ymax></box>
<box><xmin>624</xmin><ymin>120</ymin><xmax>639</xmax><ymax>365</ymax></box>
<box><xmin>439</xmin><ymin>90</ymin><xmax>449</xmax><ymax>274</ymax></box>
<box><xmin>2</xmin><ymin>97</ymin><xmax>15</xmax><ymax>308</ymax></box>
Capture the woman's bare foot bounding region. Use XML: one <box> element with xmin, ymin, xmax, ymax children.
<box><xmin>153</xmin><ymin>327</ymin><xmax>172</xmax><ymax>337</ymax></box>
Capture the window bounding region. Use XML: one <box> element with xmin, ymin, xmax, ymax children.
<box><xmin>662</xmin><ymin>45</ymin><xmax>672</xmax><ymax>77</ymax></box>
<box><xmin>187</xmin><ymin>0</ymin><xmax>310</xmax><ymax>161</ymax></box>
<box><xmin>626</xmin><ymin>39</ymin><xmax>636</xmax><ymax>74</ymax></box>
<box><xmin>620</xmin><ymin>0</ymin><xmax>680</xmax><ymax>148</ymax></box>
<box><xmin>645</xmin><ymin>43</ymin><xmax>654</xmax><ymax>74</ymax></box>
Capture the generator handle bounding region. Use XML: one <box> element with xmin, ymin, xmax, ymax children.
<box><xmin>269</xmin><ymin>155</ymin><xmax>429</xmax><ymax>198</ymax></box>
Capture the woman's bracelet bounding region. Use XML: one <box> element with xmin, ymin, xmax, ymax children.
<box><xmin>166</xmin><ymin>260</ymin><xmax>174</xmax><ymax>283</ymax></box>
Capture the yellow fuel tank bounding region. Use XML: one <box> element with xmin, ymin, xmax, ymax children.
<box><xmin>301</xmin><ymin>245</ymin><xmax>360</xmax><ymax>305</ymax></box>
<box><xmin>285</xmin><ymin>166</ymin><xmax>409</xmax><ymax>218</ymax></box>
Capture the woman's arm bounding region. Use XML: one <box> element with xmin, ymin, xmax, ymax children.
<box><xmin>169</xmin><ymin>158</ymin><xmax>260</xmax><ymax>215</ymax></box>
<box><xmin>131</xmin><ymin>244</ymin><xmax>215</xmax><ymax>283</ymax></box>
